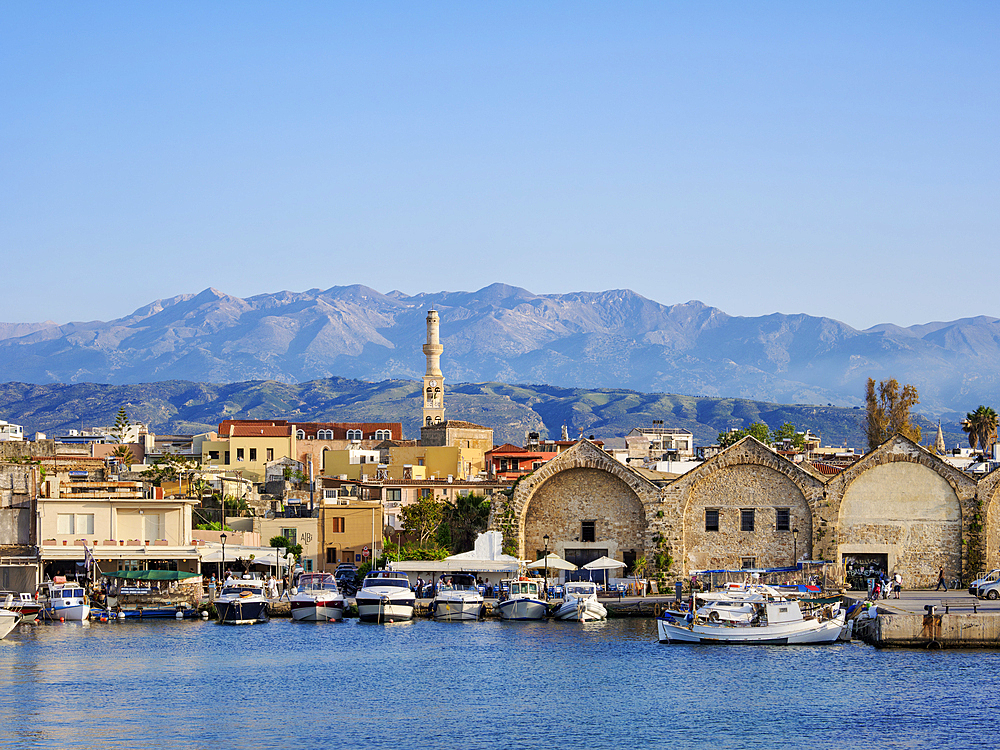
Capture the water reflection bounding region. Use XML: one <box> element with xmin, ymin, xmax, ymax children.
<box><xmin>0</xmin><ymin>618</ymin><xmax>996</xmax><ymax>749</ymax></box>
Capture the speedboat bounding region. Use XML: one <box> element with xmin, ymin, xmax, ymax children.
<box><xmin>215</xmin><ymin>579</ymin><xmax>270</xmax><ymax>625</ymax></box>
<box><xmin>657</xmin><ymin>598</ymin><xmax>845</xmax><ymax>645</ymax></box>
<box><xmin>0</xmin><ymin>592</ymin><xmax>42</xmax><ymax>623</ymax></box>
<box><xmin>356</xmin><ymin>570</ymin><xmax>415</xmax><ymax>623</ymax></box>
<box><xmin>430</xmin><ymin>573</ymin><xmax>485</xmax><ymax>621</ymax></box>
<box><xmin>0</xmin><ymin>595</ymin><xmax>22</xmax><ymax>639</ymax></box>
<box><xmin>553</xmin><ymin>581</ymin><xmax>607</xmax><ymax>622</ymax></box>
<box><xmin>290</xmin><ymin>573</ymin><xmax>346</xmax><ymax>622</ymax></box>
<box><xmin>38</xmin><ymin>578</ymin><xmax>91</xmax><ymax>622</ymax></box>
<box><xmin>496</xmin><ymin>578</ymin><xmax>548</xmax><ymax>621</ymax></box>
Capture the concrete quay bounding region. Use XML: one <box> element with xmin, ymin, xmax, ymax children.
<box><xmin>851</xmin><ymin>589</ymin><xmax>1000</xmax><ymax>649</ymax></box>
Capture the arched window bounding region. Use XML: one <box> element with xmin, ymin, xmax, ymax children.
<box><xmin>426</xmin><ymin>416</ymin><xmax>432</xmax><ymax>426</ymax></box>
<box><xmin>375</xmin><ymin>429</ymin><xmax>391</xmax><ymax>441</ymax></box>
<box><xmin>317</xmin><ymin>429</ymin><xmax>333</xmax><ymax>440</ymax></box>
<box><xmin>347</xmin><ymin>429</ymin><xmax>362</xmax><ymax>440</ymax></box>
<box><xmin>296</xmin><ymin>429</ymin><xmax>305</xmax><ymax>440</ymax></box>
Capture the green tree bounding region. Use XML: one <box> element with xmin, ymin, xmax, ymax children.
<box><xmin>269</xmin><ymin>535</ymin><xmax>303</xmax><ymax>559</ymax></box>
<box><xmin>747</xmin><ymin>422</ymin><xmax>771</xmax><ymax>444</ymax></box>
<box><xmin>864</xmin><ymin>378</ymin><xmax>921</xmax><ymax>451</ymax></box>
<box><xmin>399</xmin><ymin>495</ymin><xmax>445</xmax><ymax>546</ymax></box>
<box><xmin>441</xmin><ymin>493</ymin><xmax>491</xmax><ymax>553</ymax></box>
<box><xmin>717</xmin><ymin>428</ymin><xmax>747</xmax><ymax>448</ymax></box>
<box><xmin>110</xmin><ymin>406</ymin><xmax>135</xmax><ymax>465</ymax></box>
<box><xmin>772</xmin><ymin>422</ymin><xmax>806</xmax><ymax>450</ymax></box>
<box><xmin>962</xmin><ymin>405</ymin><xmax>999</xmax><ymax>458</ymax></box>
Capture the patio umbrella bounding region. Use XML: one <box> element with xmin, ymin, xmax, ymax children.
<box><xmin>582</xmin><ymin>555</ymin><xmax>626</xmax><ymax>585</ymax></box>
<box><xmin>526</xmin><ymin>554</ymin><xmax>577</xmax><ymax>571</ymax></box>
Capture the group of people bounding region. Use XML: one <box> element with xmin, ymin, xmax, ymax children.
<box><xmin>868</xmin><ymin>571</ymin><xmax>903</xmax><ymax>600</ymax></box>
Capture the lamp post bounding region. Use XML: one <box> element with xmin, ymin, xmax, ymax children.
<box><xmin>792</xmin><ymin>527</ymin><xmax>799</xmax><ymax>567</ymax></box>
<box><xmin>220</xmin><ymin>532</ymin><xmax>227</xmax><ymax>582</ymax></box>
<box><xmin>543</xmin><ymin>534</ymin><xmax>550</xmax><ymax>600</ymax></box>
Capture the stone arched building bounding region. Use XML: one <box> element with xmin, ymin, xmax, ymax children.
<box><xmin>490</xmin><ymin>433</ymin><xmax>999</xmax><ymax>587</ymax></box>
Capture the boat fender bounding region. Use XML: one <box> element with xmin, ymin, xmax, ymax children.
<box><xmin>708</xmin><ymin>611</ymin><xmax>721</xmax><ymax>623</ymax></box>
<box><xmin>478</xmin><ymin>604</ymin><xmax>485</xmax><ymax>620</ymax></box>
<box><xmin>654</xmin><ymin>603</ymin><xmax>663</xmax><ymax>618</ymax></box>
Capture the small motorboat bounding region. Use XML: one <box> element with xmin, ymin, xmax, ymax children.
<box><xmin>553</xmin><ymin>581</ymin><xmax>607</xmax><ymax>622</ymax></box>
<box><xmin>38</xmin><ymin>578</ymin><xmax>91</xmax><ymax>622</ymax></box>
<box><xmin>430</xmin><ymin>573</ymin><xmax>485</xmax><ymax>621</ymax></box>
<box><xmin>215</xmin><ymin>579</ymin><xmax>270</xmax><ymax>625</ymax></box>
<box><xmin>496</xmin><ymin>577</ymin><xmax>547</xmax><ymax>621</ymax></box>
<box><xmin>657</xmin><ymin>598</ymin><xmax>845</xmax><ymax>645</ymax></box>
<box><xmin>290</xmin><ymin>572</ymin><xmax>346</xmax><ymax>622</ymax></box>
<box><xmin>0</xmin><ymin>595</ymin><xmax>23</xmax><ymax>639</ymax></box>
<box><xmin>356</xmin><ymin>570</ymin><xmax>415</xmax><ymax>623</ymax></box>
<box><xmin>0</xmin><ymin>592</ymin><xmax>42</xmax><ymax>623</ymax></box>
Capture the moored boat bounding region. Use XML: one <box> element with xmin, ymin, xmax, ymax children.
<box><xmin>38</xmin><ymin>578</ymin><xmax>91</xmax><ymax>622</ymax></box>
<box><xmin>430</xmin><ymin>573</ymin><xmax>485</xmax><ymax>621</ymax></box>
<box><xmin>0</xmin><ymin>592</ymin><xmax>42</xmax><ymax>623</ymax></box>
<box><xmin>496</xmin><ymin>578</ymin><xmax>547</xmax><ymax>621</ymax></box>
<box><xmin>553</xmin><ymin>581</ymin><xmax>607</xmax><ymax>622</ymax></box>
<box><xmin>657</xmin><ymin>598</ymin><xmax>845</xmax><ymax>645</ymax></box>
<box><xmin>215</xmin><ymin>579</ymin><xmax>270</xmax><ymax>625</ymax></box>
<box><xmin>290</xmin><ymin>573</ymin><xmax>346</xmax><ymax>622</ymax></box>
<box><xmin>0</xmin><ymin>595</ymin><xmax>22</xmax><ymax>639</ymax></box>
<box><xmin>356</xmin><ymin>570</ymin><xmax>415</xmax><ymax>623</ymax></box>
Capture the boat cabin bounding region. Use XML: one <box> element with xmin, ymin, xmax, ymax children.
<box><xmin>298</xmin><ymin>573</ymin><xmax>339</xmax><ymax>591</ymax></box>
<box><xmin>362</xmin><ymin>570</ymin><xmax>411</xmax><ymax>588</ymax></box>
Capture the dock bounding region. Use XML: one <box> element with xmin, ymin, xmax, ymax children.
<box><xmin>851</xmin><ymin>589</ymin><xmax>1000</xmax><ymax>648</ymax></box>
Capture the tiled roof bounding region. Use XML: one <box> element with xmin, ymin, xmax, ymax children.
<box><xmin>422</xmin><ymin>420</ymin><xmax>491</xmax><ymax>431</ymax></box>
<box><xmin>228</xmin><ymin>424</ymin><xmax>293</xmax><ymax>438</ymax></box>
<box><xmin>809</xmin><ymin>462</ymin><xmax>843</xmax><ymax>476</ymax></box>
<box><xmin>487</xmin><ymin>443</ymin><xmax>530</xmax><ymax>454</ymax></box>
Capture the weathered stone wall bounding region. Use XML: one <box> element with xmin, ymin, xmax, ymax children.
<box><xmin>824</xmin><ymin>436</ymin><xmax>978</xmax><ymax>588</ymax></box>
<box><xmin>682</xmin><ymin>464</ymin><xmax>813</xmax><ymax>572</ymax></box>
<box><xmin>974</xmin><ymin>469</ymin><xmax>1000</xmax><ymax>572</ymax></box>
<box><xmin>523</xmin><ymin>468</ymin><xmax>646</xmax><ymax>561</ymax></box>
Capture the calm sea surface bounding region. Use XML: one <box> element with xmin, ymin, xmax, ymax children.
<box><xmin>0</xmin><ymin>616</ymin><xmax>995</xmax><ymax>750</ymax></box>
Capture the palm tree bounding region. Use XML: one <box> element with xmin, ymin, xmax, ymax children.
<box><xmin>963</xmin><ymin>406</ymin><xmax>999</xmax><ymax>458</ymax></box>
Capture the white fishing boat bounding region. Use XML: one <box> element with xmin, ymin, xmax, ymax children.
<box><xmin>290</xmin><ymin>573</ymin><xmax>346</xmax><ymax>622</ymax></box>
<box><xmin>430</xmin><ymin>573</ymin><xmax>485</xmax><ymax>621</ymax></box>
<box><xmin>0</xmin><ymin>595</ymin><xmax>22</xmax><ymax>639</ymax></box>
<box><xmin>553</xmin><ymin>581</ymin><xmax>607</xmax><ymax>622</ymax></box>
<box><xmin>38</xmin><ymin>578</ymin><xmax>91</xmax><ymax>622</ymax></box>
<box><xmin>215</xmin><ymin>578</ymin><xmax>270</xmax><ymax>625</ymax></box>
<box><xmin>496</xmin><ymin>578</ymin><xmax>548</xmax><ymax>621</ymax></box>
<box><xmin>356</xmin><ymin>570</ymin><xmax>415</xmax><ymax>623</ymax></box>
<box><xmin>657</xmin><ymin>598</ymin><xmax>845</xmax><ymax>645</ymax></box>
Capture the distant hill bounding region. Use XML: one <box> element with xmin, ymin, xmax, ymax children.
<box><xmin>0</xmin><ymin>378</ymin><xmax>961</xmax><ymax>453</ymax></box>
<box><xmin>2</xmin><ymin>283</ymin><xmax>999</xmax><ymax>421</ymax></box>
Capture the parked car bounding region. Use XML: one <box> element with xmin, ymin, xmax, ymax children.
<box><xmin>970</xmin><ymin>569</ymin><xmax>1000</xmax><ymax>596</ymax></box>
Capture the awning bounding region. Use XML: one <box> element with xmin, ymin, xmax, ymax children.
<box><xmin>389</xmin><ymin>560</ymin><xmax>520</xmax><ymax>574</ymax></box>
<box><xmin>103</xmin><ymin>570</ymin><xmax>200</xmax><ymax>581</ymax></box>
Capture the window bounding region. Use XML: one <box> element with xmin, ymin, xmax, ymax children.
<box><xmin>499</xmin><ymin>459</ymin><xmax>508</xmax><ymax>472</ymax></box>
<box><xmin>347</xmin><ymin>429</ymin><xmax>362</xmax><ymax>440</ymax></box>
<box><xmin>280</xmin><ymin>528</ymin><xmax>297</xmax><ymax>545</ymax></box>
<box><xmin>326</xmin><ymin>547</ymin><xmax>338</xmax><ymax>564</ymax></box>
<box><xmin>236</xmin><ymin>448</ymin><xmax>245</xmax><ymax>462</ymax></box>
<box><xmin>57</xmin><ymin>514</ymin><xmax>94</xmax><ymax>535</ymax></box>
<box><xmin>249</xmin><ymin>448</ymin><xmax>257</xmax><ymax>462</ymax></box>
<box><xmin>267</xmin><ymin>448</ymin><xmax>274</xmax><ymax>461</ymax></box>
<box><xmin>296</xmin><ymin>430</ymin><xmax>305</xmax><ymax>439</ymax></box>
<box><xmin>209</xmin><ymin>450</ymin><xmax>220</xmax><ymax>460</ymax></box>
<box><xmin>330</xmin><ymin>517</ymin><xmax>345</xmax><ymax>533</ymax></box>
<box><xmin>581</xmin><ymin>520</ymin><xmax>596</xmax><ymax>543</ymax></box>
<box><xmin>375</xmin><ymin>429</ymin><xmax>391</xmax><ymax>440</ymax></box>
<box><xmin>776</xmin><ymin>508</ymin><xmax>790</xmax><ymax>532</ymax></box>
<box><xmin>57</xmin><ymin>513</ymin><xmax>75</xmax><ymax>534</ymax></box>
<box><xmin>705</xmin><ymin>509</ymin><xmax>719</xmax><ymax>532</ymax></box>
<box><xmin>386</xmin><ymin>489</ymin><xmax>402</xmax><ymax>502</ymax></box>
<box><xmin>741</xmin><ymin>509</ymin><xmax>755</xmax><ymax>532</ymax></box>
<box><xmin>224</xmin><ymin>451</ymin><xmax>230</xmax><ymax>464</ymax></box>
<box><xmin>510</xmin><ymin>459</ymin><xmax>519</xmax><ymax>471</ymax></box>
<box><xmin>304</xmin><ymin>559</ymin><xmax>313</xmax><ymax>572</ymax></box>
<box><xmin>419</xmin><ymin>488</ymin><xmax>431</xmax><ymax>499</ymax></box>
<box><xmin>741</xmin><ymin>557</ymin><xmax>756</xmax><ymax>569</ymax></box>
<box><xmin>78</xmin><ymin>514</ymin><xmax>95</xmax><ymax>535</ymax></box>
<box><xmin>318</xmin><ymin>429</ymin><xmax>333</xmax><ymax>440</ymax></box>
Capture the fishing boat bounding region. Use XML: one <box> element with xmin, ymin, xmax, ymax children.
<box><xmin>496</xmin><ymin>577</ymin><xmax>548</xmax><ymax>621</ymax></box>
<box><xmin>430</xmin><ymin>573</ymin><xmax>485</xmax><ymax>621</ymax></box>
<box><xmin>290</xmin><ymin>572</ymin><xmax>346</xmax><ymax>622</ymax></box>
<box><xmin>657</xmin><ymin>598</ymin><xmax>845</xmax><ymax>645</ymax></box>
<box><xmin>215</xmin><ymin>579</ymin><xmax>270</xmax><ymax>625</ymax></box>
<box><xmin>0</xmin><ymin>592</ymin><xmax>42</xmax><ymax>623</ymax></box>
<box><xmin>356</xmin><ymin>570</ymin><xmax>415</xmax><ymax>623</ymax></box>
<box><xmin>38</xmin><ymin>578</ymin><xmax>91</xmax><ymax>622</ymax></box>
<box><xmin>553</xmin><ymin>581</ymin><xmax>607</xmax><ymax>622</ymax></box>
<box><xmin>0</xmin><ymin>595</ymin><xmax>22</xmax><ymax>639</ymax></box>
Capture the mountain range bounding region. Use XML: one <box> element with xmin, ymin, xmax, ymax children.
<box><xmin>2</xmin><ymin>283</ymin><xmax>999</xmax><ymax>423</ymax></box>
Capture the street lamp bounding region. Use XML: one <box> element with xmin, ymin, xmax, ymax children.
<box><xmin>543</xmin><ymin>534</ymin><xmax>550</xmax><ymax>599</ymax></box>
<box><xmin>792</xmin><ymin>527</ymin><xmax>799</xmax><ymax>567</ymax></box>
<box><xmin>220</xmin><ymin>532</ymin><xmax>227</xmax><ymax>582</ymax></box>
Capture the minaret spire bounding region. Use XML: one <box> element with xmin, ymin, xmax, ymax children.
<box><xmin>422</xmin><ymin>310</ymin><xmax>445</xmax><ymax>426</ymax></box>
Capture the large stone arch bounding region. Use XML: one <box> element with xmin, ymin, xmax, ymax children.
<box><xmin>974</xmin><ymin>468</ymin><xmax>1000</xmax><ymax>571</ymax></box>
<box><xmin>661</xmin><ymin>437</ymin><xmax>825</xmax><ymax>576</ymax></box>
<box><xmin>824</xmin><ymin>435</ymin><xmax>978</xmax><ymax>587</ymax></box>
<box><xmin>500</xmin><ymin>440</ymin><xmax>661</xmax><ymax>563</ymax></box>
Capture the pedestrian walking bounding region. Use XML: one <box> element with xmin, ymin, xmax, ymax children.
<box><xmin>893</xmin><ymin>572</ymin><xmax>902</xmax><ymax>599</ymax></box>
<box><xmin>936</xmin><ymin>568</ymin><xmax>948</xmax><ymax>591</ymax></box>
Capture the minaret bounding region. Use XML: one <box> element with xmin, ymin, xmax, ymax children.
<box><xmin>422</xmin><ymin>310</ymin><xmax>445</xmax><ymax>426</ymax></box>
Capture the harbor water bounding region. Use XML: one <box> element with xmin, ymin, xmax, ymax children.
<box><xmin>0</xmin><ymin>617</ymin><xmax>996</xmax><ymax>749</ymax></box>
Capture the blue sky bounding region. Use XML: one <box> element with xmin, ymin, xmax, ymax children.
<box><xmin>2</xmin><ymin>3</ymin><xmax>996</xmax><ymax>329</ymax></box>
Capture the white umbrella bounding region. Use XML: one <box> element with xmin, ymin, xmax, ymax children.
<box><xmin>582</xmin><ymin>556</ymin><xmax>626</xmax><ymax>571</ymax></box>
<box><xmin>526</xmin><ymin>554</ymin><xmax>577</xmax><ymax>571</ymax></box>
